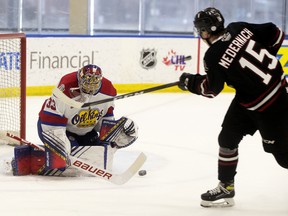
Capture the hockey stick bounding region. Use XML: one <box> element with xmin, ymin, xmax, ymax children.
<box><xmin>6</xmin><ymin>133</ymin><xmax>146</xmax><ymax>185</ymax></box>
<box><xmin>52</xmin><ymin>81</ymin><xmax>179</xmax><ymax>108</ymax></box>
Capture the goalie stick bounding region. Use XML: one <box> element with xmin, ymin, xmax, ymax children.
<box><xmin>6</xmin><ymin>133</ymin><xmax>146</xmax><ymax>185</ymax></box>
<box><xmin>52</xmin><ymin>81</ymin><xmax>179</xmax><ymax>108</ymax></box>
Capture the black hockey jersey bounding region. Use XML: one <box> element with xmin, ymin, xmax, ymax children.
<box><xmin>190</xmin><ymin>22</ymin><xmax>285</xmax><ymax>112</ymax></box>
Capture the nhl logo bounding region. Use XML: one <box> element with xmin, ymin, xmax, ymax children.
<box><xmin>140</xmin><ymin>49</ymin><xmax>157</xmax><ymax>69</ymax></box>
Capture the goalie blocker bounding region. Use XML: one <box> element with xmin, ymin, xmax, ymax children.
<box><xmin>12</xmin><ymin>117</ymin><xmax>138</xmax><ymax>176</ymax></box>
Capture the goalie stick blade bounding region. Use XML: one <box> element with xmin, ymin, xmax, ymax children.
<box><xmin>61</xmin><ymin>152</ymin><xmax>146</xmax><ymax>185</ymax></box>
<box><xmin>69</xmin><ymin>152</ymin><xmax>146</xmax><ymax>185</ymax></box>
<box><xmin>109</xmin><ymin>152</ymin><xmax>147</xmax><ymax>185</ymax></box>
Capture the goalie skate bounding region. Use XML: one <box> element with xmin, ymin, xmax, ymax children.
<box><xmin>200</xmin><ymin>182</ymin><xmax>235</xmax><ymax>208</ymax></box>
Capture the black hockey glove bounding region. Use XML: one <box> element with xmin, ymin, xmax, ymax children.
<box><xmin>178</xmin><ymin>72</ymin><xmax>193</xmax><ymax>91</ymax></box>
<box><xmin>67</xmin><ymin>130</ymin><xmax>104</xmax><ymax>146</ymax></box>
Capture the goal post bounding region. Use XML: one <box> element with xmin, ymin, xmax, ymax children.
<box><xmin>0</xmin><ymin>33</ymin><xmax>26</xmax><ymax>144</ymax></box>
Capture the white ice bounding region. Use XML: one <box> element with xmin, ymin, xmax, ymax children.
<box><xmin>0</xmin><ymin>93</ymin><xmax>287</xmax><ymax>216</ymax></box>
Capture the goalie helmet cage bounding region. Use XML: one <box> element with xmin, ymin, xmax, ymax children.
<box><xmin>0</xmin><ymin>33</ymin><xmax>26</xmax><ymax>144</ymax></box>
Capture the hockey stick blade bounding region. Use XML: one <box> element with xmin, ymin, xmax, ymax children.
<box><xmin>52</xmin><ymin>81</ymin><xmax>179</xmax><ymax>108</ymax></box>
<box><xmin>70</xmin><ymin>152</ymin><xmax>146</xmax><ymax>185</ymax></box>
<box><xmin>6</xmin><ymin>133</ymin><xmax>147</xmax><ymax>185</ymax></box>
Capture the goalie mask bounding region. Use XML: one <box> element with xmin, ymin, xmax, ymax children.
<box><xmin>77</xmin><ymin>64</ymin><xmax>103</xmax><ymax>95</ymax></box>
<box><xmin>194</xmin><ymin>7</ymin><xmax>225</xmax><ymax>37</ymax></box>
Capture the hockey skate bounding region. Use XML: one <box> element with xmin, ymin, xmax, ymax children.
<box><xmin>200</xmin><ymin>181</ymin><xmax>235</xmax><ymax>208</ymax></box>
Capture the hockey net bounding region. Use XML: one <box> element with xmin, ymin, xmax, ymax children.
<box><xmin>0</xmin><ymin>33</ymin><xmax>26</xmax><ymax>145</ymax></box>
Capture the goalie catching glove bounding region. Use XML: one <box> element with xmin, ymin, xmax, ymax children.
<box><xmin>123</xmin><ymin>118</ymin><xmax>138</xmax><ymax>137</ymax></box>
<box><xmin>100</xmin><ymin>117</ymin><xmax>138</xmax><ymax>149</ymax></box>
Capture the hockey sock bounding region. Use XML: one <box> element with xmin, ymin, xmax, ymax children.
<box><xmin>218</xmin><ymin>147</ymin><xmax>238</xmax><ymax>182</ymax></box>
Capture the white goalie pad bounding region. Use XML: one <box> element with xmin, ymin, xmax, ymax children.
<box><xmin>58</xmin><ymin>144</ymin><xmax>117</xmax><ymax>177</ymax></box>
<box><xmin>111</xmin><ymin>130</ymin><xmax>137</xmax><ymax>149</ymax></box>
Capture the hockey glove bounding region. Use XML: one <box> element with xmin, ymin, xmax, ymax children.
<box><xmin>178</xmin><ymin>72</ymin><xmax>193</xmax><ymax>91</ymax></box>
<box><xmin>123</xmin><ymin>118</ymin><xmax>138</xmax><ymax>137</ymax></box>
<box><xmin>67</xmin><ymin>130</ymin><xmax>110</xmax><ymax>147</ymax></box>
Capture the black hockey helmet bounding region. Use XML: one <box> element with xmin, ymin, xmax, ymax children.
<box><xmin>194</xmin><ymin>7</ymin><xmax>225</xmax><ymax>35</ymax></box>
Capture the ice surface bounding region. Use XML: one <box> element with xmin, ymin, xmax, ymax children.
<box><xmin>0</xmin><ymin>93</ymin><xmax>287</xmax><ymax>216</ymax></box>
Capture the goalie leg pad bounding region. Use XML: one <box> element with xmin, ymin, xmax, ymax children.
<box><xmin>30</xmin><ymin>147</ymin><xmax>45</xmax><ymax>174</ymax></box>
<box><xmin>70</xmin><ymin>143</ymin><xmax>114</xmax><ymax>171</ymax></box>
<box><xmin>42</xmin><ymin>131</ymin><xmax>70</xmax><ymax>170</ymax></box>
<box><xmin>13</xmin><ymin>145</ymin><xmax>45</xmax><ymax>176</ymax></box>
<box><xmin>13</xmin><ymin>145</ymin><xmax>31</xmax><ymax>175</ymax></box>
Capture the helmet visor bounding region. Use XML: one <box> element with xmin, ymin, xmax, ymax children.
<box><xmin>78</xmin><ymin>65</ymin><xmax>103</xmax><ymax>95</ymax></box>
<box><xmin>79</xmin><ymin>74</ymin><xmax>102</xmax><ymax>94</ymax></box>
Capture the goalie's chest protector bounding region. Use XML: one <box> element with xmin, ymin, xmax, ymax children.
<box><xmin>63</xmin><ymin>93</ymin><xmax>115</xmax><ymax>135</ymax></box>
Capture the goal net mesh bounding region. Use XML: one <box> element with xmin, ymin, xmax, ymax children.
<box><xmin>0</xmin><ymin>33</ymin><xmax>26</xmax><ymax>144</ymax></box>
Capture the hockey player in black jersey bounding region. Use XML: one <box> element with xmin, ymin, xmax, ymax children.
<box><xmin>178</xmin><ymin>7</ymin><xmax>286</xmax><ymax>207</ymax></box>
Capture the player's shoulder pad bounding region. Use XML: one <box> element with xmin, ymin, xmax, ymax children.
<box><xmin>57</xmin><ymin>72</ymin><xmax>79</xmax><ymax>98</ymax></box>
<box><xmin>100</xmin><ymin>77</ymin><xmax>117</xmax><ymax>96</ymax></box>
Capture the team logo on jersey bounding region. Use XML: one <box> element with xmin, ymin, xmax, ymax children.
<box><xmin>140</xmin><ymin>49</ymin><xmax>157</xmax><ymax>69</ymax></box>
<box><xmin>71</xmin><ymin>109</ymin><xmax>103</xmax><ymax>128</ymax></box>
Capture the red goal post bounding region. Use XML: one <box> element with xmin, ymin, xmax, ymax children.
<box><xmin>0</xmin><ymin>33</ymin><xmax>26</xmax><ymax>144</ymax></box>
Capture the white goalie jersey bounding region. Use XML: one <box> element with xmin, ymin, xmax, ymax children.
<box><xmin>39</xmin><ymin>72</ymin><xmax>116</xmax><ymax>136</ymax></box>
<box><xmin>37</xmin><ymin>71</ymin><xmax>138</xmax><ymax>176</ymax></box>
